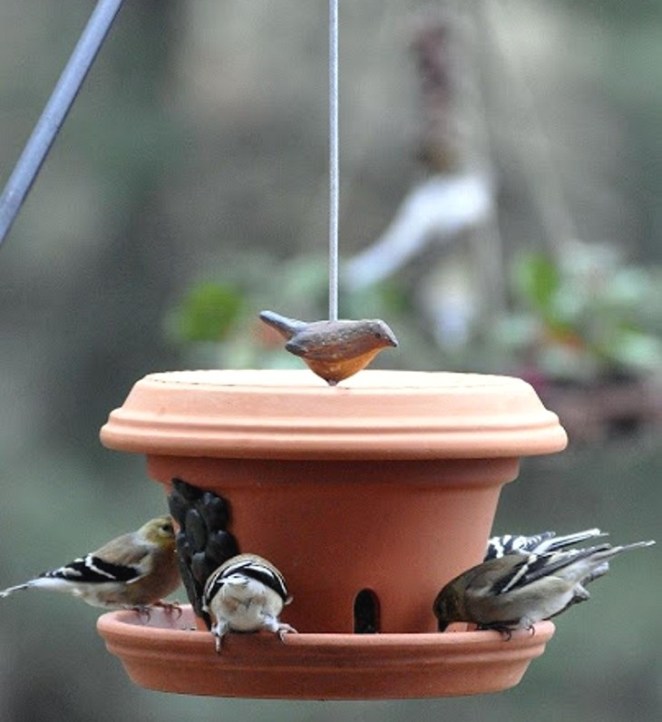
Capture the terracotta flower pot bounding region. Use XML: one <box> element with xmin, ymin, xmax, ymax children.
<box><xmin>97</xmin><ymin>369</ymin><xmax>567</xmax><ymax>699</ymax></box>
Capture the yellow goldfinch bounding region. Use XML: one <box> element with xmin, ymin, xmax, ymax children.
<box><xmin>434</xmin><ymin>540</ymin><xmax>655</xmax><ymax>636</ymax></box>
<box><xmin>0</xmin><ymin>516</ymin><xmax>180</xmax><ymax>610</ymax></box>
<box><xmin>202</xmin><ymin>553</ymin><xmax>296</xmax><ymax>652</ymax></box>
<box><xmin>485</xmin><ymin>528</ymin><xmax>606</xmax><ymax>560</ymax></box>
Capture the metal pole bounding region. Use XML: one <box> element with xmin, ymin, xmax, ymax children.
<box><xmin>0</xmin><ymin>0</ymin><xmax>125</xmax><ymax>247</ymax></box>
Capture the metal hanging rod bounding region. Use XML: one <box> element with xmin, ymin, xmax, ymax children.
<box><xmin>0</xmin><ymin>0</ymin><xmax>125</xmax><ymax>248</ymax></box>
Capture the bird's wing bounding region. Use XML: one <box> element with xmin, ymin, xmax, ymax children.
<box><xmin>531</xmin><ymin>528</ymin><xmax>605</xmax><ymax>554</ymax></box>
<box><xmin>485</xmin><ymin>532</ymin><xmax>556</xmax><ymax>559</ymax></box>
<box><xmin>42</xmin><ymin>531</ymin><xmax>156</xmax><ymax>585</ymax></box>
<box><xmin>42</xmin><ymin>553</ymin><xmax>143</xmax><ymax>584</ymax></box>
<box><xmin>485</xmin><ymin>529</ymin><xmax>605</xmax><ymax>560</ymax></box>
<box><xmin>465</xmin><ymin>555</ymin><xmax>530</xmax><ymax>597</ymax></box>
<box><xmin>205</xmin><ymin>556</ymin><xmax>290</xmax><ymax>603</ymax></box>
<box><xmin>495</xmin><ymin>545</ymin><xmax>611</xmax><ymax>595</ymax></box>
<box><xmin>284</xmin><ymin>338</ymin><xmax>308</xmax><ymax>357</ymax></box>
<box><xmin>233</xmin><ymin>559</ymin><xmax>289</xmax><ymax>601</ymax></box>
<box><xmin>285</xmin><ymin>329</ymin><xmax>343</xmax><ymax>360</ymax></box>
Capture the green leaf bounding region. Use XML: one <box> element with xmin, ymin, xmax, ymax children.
<box><xmin>173</xmin><ymin>282</ymin><xmax>244</xmax><ymax>342</ymax></box>
<box><xmin>513</xmin><ymin>252</ymin><xmax>560</xmax><ymax>314</ymax></box>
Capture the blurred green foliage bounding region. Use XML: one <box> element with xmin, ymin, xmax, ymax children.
<box><xmin>170</xmin><ymin>244</ymin><xmax>662</xmax><ymax>385</ymax></box>
<box><xmin>492</xmin><ymin>246</ymin><xmax>662</xmax><ymax>381</ymax></box>
<box><xmin>165</xmin><ymin>253</ymin><xmax>429</xmax><ymax>373</ymax></box>
<box><xmin>168</xmin><ymin>281</ymin><xmax>245</xmax><ymax>342</ymax></box>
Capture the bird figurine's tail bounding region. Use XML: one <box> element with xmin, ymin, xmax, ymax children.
<box><xmin>259</xmin><ymin>310</ymin><xmax>305</xmax><ymax>340</ymax></box>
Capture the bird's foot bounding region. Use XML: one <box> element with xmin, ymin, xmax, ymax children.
<box><xmin>276</xmin><ymin>623</ymin><xmax>298</xmax><ymax>642</ymax></box>
<box><xmin>478</xmin><ymin>623</ymin><xmax>514</xmax><ymax>641</ymax></box>
<box><xmin>130</xmin><ymin>605</ymin><xmax>152</xmax><ymax>622</ymax></box>
<box><xmin>211</xmin><ymin>621</ymin><xmax>229</xmax><ymax>654</ymax></box>
<box><xmin>525</xmin><ymin>621</ymin><xmax>536</xmax><ymax>637</ymax></box>
<box><xmin>262</xmin><ymin>614</ymin><xmax>297</xmax><ymax>641</ymax></box>
<box><xmin>153</xmin><ymin>599</ymin><xmax>183</xmax><ymax>618</ymax></box>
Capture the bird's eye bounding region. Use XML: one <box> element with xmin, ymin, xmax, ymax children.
<box><xmin>162</xmin><ymin>522</ymin><xmax>173</xmax><ymax>534</ymax></box>
<box><xmin>374</xmin><ymin>332</ymin><xmax>383</xmax><ymax>339</ymax></box>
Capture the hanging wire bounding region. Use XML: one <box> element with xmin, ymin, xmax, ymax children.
<box><xmin>328</xmin><ymin>0</ymin><xmax>340</xmax><ymax>321</ymax></box>
<box><xmin>0</xmin><ymin>0</ymin><xmax>125</xmax><ymax>248</ymax></box>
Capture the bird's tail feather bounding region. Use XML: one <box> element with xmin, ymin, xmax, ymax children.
<box><xmin>593</xmin><ymin>540</ymin><xmax>655</xmax><ymax>561</ymax></box>
<box><xmin>0</xmin><ymin>581</ymin><xmax>32</xmax><ymax>598</ymax></box>
<box><xmin>259</xmin><ymin>310</ymin><xmax>304</xmax><ymax>340</ymax></box>
<box><xmin>541</xmin><ymin>528</ymin><xmax>607</xmax><ymax>553</ymax></box>
<box><xmin>569</xmin><ymin>540</ymin><xmax>655</xmax><ymax>586</ymax></box>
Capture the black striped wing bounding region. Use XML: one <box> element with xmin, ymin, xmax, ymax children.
<box><xmin>41</xmin><ymin>553</ymin><xmax>142</xmax><ymax>584</ymax></box>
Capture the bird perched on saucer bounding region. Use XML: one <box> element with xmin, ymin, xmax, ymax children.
<box><xmin>485</xmin><ymin>528</ymin><xmax>606</xmax><ymax>561</ymax></box>
<box><xmin>259</xmin><ymin>309</ymin><xmax>398</xmax><ymax>385</ymax></box>
<box><xmin>202</xmin><ymin>553</ymin><xmax>296</xmax><ymax>651</ymax></box>
<box><xmin>0</xmin><ymin>516</ymin><xmax>180</xmax><ymax>611</ymax></box>
<box><xmin>434</xmin><ymin>540</ymin><xmax>655</xmax><ymax>636</ymax></box>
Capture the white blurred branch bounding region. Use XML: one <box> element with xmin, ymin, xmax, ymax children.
<box><xmin>344</xmin><ymin>170</ymin><xmax>493</xmax><ymax>289</ymax></box>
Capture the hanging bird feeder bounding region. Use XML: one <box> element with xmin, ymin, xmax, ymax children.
<box><xmin>94</xmin><ymin>1</ymin><xmax>568</xmax><ymax>700</ymax></box>
<box><xmin>97</xmin><ymin>368</ymin><xmax>565</xmax><ymax>698</ymax></box>
<box><xmin>0</xmin><ymin>0</ymin><xmax>568</xmax><ymax>702</ymax></box>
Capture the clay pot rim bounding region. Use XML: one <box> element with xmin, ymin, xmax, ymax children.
<box><xmin>140</xmin><ymin>369</ymin><xmax>541</xmax><ymax>390</ymax></box>
<box><xmin>98</xmin><ymin>606</ymin><xmax>555</xmax><ymax>650</ymax></box>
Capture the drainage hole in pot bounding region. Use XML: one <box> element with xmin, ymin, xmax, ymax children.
<box><xmin>354</xmin><ymin>589</ymin><xmax>380</xmax><ymax>634</ymax></box>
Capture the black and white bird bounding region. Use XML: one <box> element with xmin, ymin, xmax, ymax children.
<box><xmin>202</xmin><ymin>553</ymin><xmax>296</xmax><ymax>651</ymax></box>
<box><xmin>434</xmin><ymin>540</ymin><xmax>655</xmax><ymax>636</ymax></box>
<box><xmin>485</xmin><ymin>528</ymin><xmax>606</xmax><ymax>561</ymax></box>
<box><xmin>0</xmin><ymin>516</ymin><xmax>180</xmax><ymax>610</ymax></box>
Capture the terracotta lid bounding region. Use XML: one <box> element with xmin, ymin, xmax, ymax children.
<box><xmin>100</xmin><ymin>369</ymin><xmax>567</xmax><ymax>460</ymax></box>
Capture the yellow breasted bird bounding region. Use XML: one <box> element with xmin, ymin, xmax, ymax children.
<box><xmin>434</xmin><ymin>540</ymin><xmax>655</xmax><ymax>637</ymax></box>
<box><xmin>0</xmin><ymin>516</ymin><xmax>180</xmax><ymax>611</ymax></box>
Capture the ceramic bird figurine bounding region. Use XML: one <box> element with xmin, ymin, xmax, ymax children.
<box><xmin>259</xmin><ymin>310</ymin><xmax>398</xmax><ymax>385</ymax></box>
<box><xmin>202</xmin><ymin>553</ymin><xmax>296</xmax><ymax>652</ymax></box>
<box><xmin>433</xmin><ymin>540</ymin><xmax>655</xmax><ymax>637</ymax></box>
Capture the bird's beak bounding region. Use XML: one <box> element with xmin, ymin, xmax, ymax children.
<box><xmin>384</xmin><ymin>328</ymin><xmax>399</xmax><ymax>347</ymax></box>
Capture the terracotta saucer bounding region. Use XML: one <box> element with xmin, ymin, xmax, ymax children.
<box><xmin>98</xmin><ymin>606</ymin><xmax>555</xmax><ymax>700</ymax></box>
